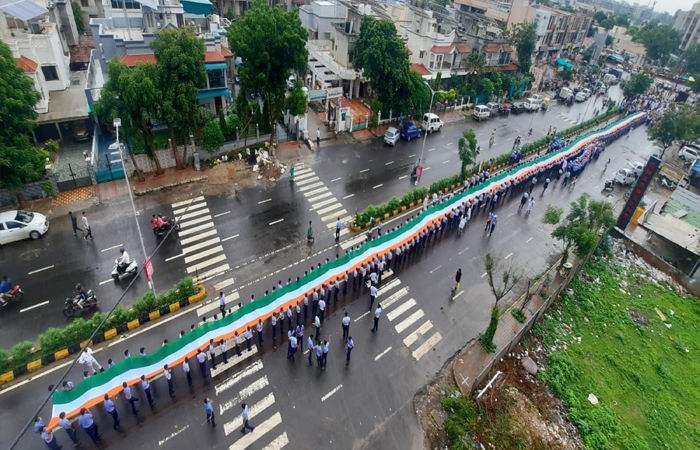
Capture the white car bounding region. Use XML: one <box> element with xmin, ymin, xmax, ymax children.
<box><xmin>0</xmin><ymin>210</ymin><xmax>49</xmax><ymax>244</ymax></box>
<box><xmin>384</xmin><ymin>127</ymin><xmax>400</xmax><ymax>146</ymax></box>
<box><xmin>679</xmin><ymin>144</ymin><xmax>700</xmax><ymax>161</ymax></box>
<box><xmin>575</xmin><ymin>91</ymin><xmax>587</xmax><ymax>102</ymax></box>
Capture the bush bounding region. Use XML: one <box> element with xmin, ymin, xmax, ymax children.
<box><xmin>64</xmin><ymin>318</ymin><xmax>94</xmax><ymax>344</ymax></box>
<box><xmin>38</xmin><ymin>328</ymin><xmax>69</xmax><ymax>355</ymax></box>
<box><xmin>387</xmin><ymin>196</ymin><xmax>400</xmax><ymax>213</ymax></box>
<box><xmin>0</xmin><ymin>350</ymin><xmax>9</xmax><ymax>373</ymax></box>
<box><xmin>401</xmin><ymin>192</ymin><xmax>413</xmax><ymax>207</ymax></box>
<box><xmin>11</xmin><ymin>341</ymin><xmax>36</xmax><ymax>367</ymax></box>
<box><xmin>176</xmin><ymin>276</ymin><xmax>197</xmax><ymax>298</ymax></box>
<box><xmin>133</xmin><ymin>292</ymin><xmax>157</xmax><ymax>317</ymax></box>
<box><xmin>511</xmin><ymin>308</ymin><xmax>526</xmax><ymax>323</ymax></box>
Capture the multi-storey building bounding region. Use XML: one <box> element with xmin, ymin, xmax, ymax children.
<box><xmin>673</xmin><ymin>2</ymin><xmax>700</xmax><ymax>52</ymax></box>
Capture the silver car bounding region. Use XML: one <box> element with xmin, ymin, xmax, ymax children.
<box><xmin>384</xmin><ymin>127</ymin><xmax>400</xmax><ymax>146</ymax></box>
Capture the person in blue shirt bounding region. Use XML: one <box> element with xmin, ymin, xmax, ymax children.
<box><xmin>0</xmin><ymin>276</ymin><xmax>13</xmax><ymax>293</ymax></box>
<box><xmin>78</xmin><ymin>408</ymin><xmax>100</xmax><ymax>444</ymax></box>
<box><xmin>204</xmin><ymin>397</ymin><xmax>216</xmax><ymax>427</ymax></box>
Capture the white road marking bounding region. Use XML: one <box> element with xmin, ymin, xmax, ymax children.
<box><xmin>359</xmin><ymin>168</ymin><xmax>370</xmax><ymax>173</ymax></box>
<box><xmin>221</xmin><ymin>234</ymin><xmax>239</xmax><ymax>242</ymax></box>
<box><xmin>268</xmin><ymin>218</ymin><xmax>284</xmax><ymax>226</ymax></box>
<box><xmin>214</xmin><ymin>360</ymin><xmax>263</xmax><ymax>395</ymax></box>
<box><xmin>481</xmin><ymin>272</ymin><xmax>487</xmax><ymax>278</ymax></box>
<box><xmin>330</xmin><ymin>177</ymin><xmax>342</xmax><ymax>182</ymax></box>
<box><xmin>224</xmin><ymin>394</ymin><xmax>276</xmax><ymax>437</ymax></box>
<box><xmin>298</xmin><ymin>181</ymin><xmax>324</xmax><ymax>192</ymax></box>
<box><xmin>412</xmin><ymin>332</ymin><xmax>442</xmax><ymax>360</ymax></box>
<box><xmin>442</xmin><ymin>160</ymin><xmax>450</xmax><ymax>164</ymax></box>
<box><xmin>321</xmin><ymin>210</ymin><xmax>347</xmax><ymax>222</ymax></box>
<box><xmin>387</xmin><ymin>299</ymin><xmax>417</xmax><ymax>321</ymax></box>
<box><xmin>19</xmin><ymin>300</ymin><xmax>49</xmax><ymax>313</ymax></box>
<box><xmin>395</xmin><ymin>310</ymin><xmax>424</xmax><ymax>333</ymax></box>
<box><xmin>265</xmin><ymin>432</ymin><xmax>290</xmax><ymax>450</ymax></box>
<box><xmin>424</xmin><ymin>167</ymin><xmax>431</xmax><ymax>171</ymax></box>
<box><xmin>228</xmin><ymin>411</ymin><xmax>282</xmax><ymax>447</ymax></box>
<box><xmin>428</xmin><ymin>147</ymin><xmax>436</xmax><ymax>152</ymax></box>
<box><xmin>407</xmin><ymin>154</ymin><xmax>416</xmax><ymax>158</ymax></box>
<box><xmin>179</xmin><ymin>228</ymin><xmax>217</xmax><ymax>245</ymax></box>
<box><xmin>295</xmin><ymin>176</ymin><xmax>320</xmax><ymax>187</ymax></box>
<box><xmin>385</xmin><ymin>161</ymin><xmax>394</xmax><ymax>165</ymax></box>
<box><xmin>342</xmin><ymin>194</ymin><xmax>354</xmax><ymax>199</ymax></box>
<box><xmin>380</xmin><ymin>287</ymin><xmax>408</xmax><ymax>309</ymax></box>
<box><xmin>293</xmin><ymin>167</ymin><xmax>312</xmax><ymax>176</ymax></box>
<box><xmin>200</xmin><ymin>264</ymin><xmax>231</xmax><ymax>282</ymax></box>
<box><xmin>326</xmin><ymin>215</ymin><xmax>351</xmax><ymax>228</ymax></box>
<box><xmin>213</xmin><ymin>278</ymin><xmax>235</xmax><ymax>291</ymax></box>
<box><xmin>197</xmin><ymin>291</ymin><xmax>240</xmax><ymax>318</ymax></box>
<box><xmin>99</xmin><ymin>278</ymin><xmax>113</xmax><ymax>285</ymax></box>
<box><xmin>178</xmin><ymin>214</ymin><xmax>212</xmax><ymax>229</ymax></box>
<box><xmin>526</xmin><ymin>237</ymin><xmax>533</xmax><ymax>243</ymax></box>
<box><xmin>354</xmin><ymin>311</ymin><xmax>370</xmax><ymax>322</ymax></box>
<box><xmin>177</xmin><ymin>222</ymin><xmax>215</xmax><ymax>237</ymax></box>
<box><xmin>374</xmin><ymin>346</ymin><xmax>392</xmax><ymax>361</ymax></box>
<box><xmin>377</xmin><ymin>278</ymin><xmax>401</xmax><ymax>295</ymax></box>
<box><xmin>220</xmin><ymin>376</ymin><xmax>270</xmax><ymax>414</ymax></box>
<box><xmin>316</xmin><ymin>203</ymin><xmax>344</xmax><ymax>216</ymax></box>
<box><xmin>453</xmin><ymin>290</ymin><xmax>464</xmax><ymax>300</ymax></box>
<box><xmin>158</xmin><ymin>424</ymin><xmax>190</xmax><ymax>446</ymax></box>
<box><xmin>398</xmin><ymin>175</ymin><xmax>408</xmax><ymax>180</ymax></box>
<box><xmin>165</xmin><ymin>253</ymin><xmax>185</xmax><ymax>262</ymax></box>
<box><xmin>403</xmin><ymin>320</ymin><xmax>433</xmax><ymax>347</ymax></box>
<box><xmin>429</xmin><ymin>264</ymin><xmax>442</xmax><ymax>274</ymax></box>
<box><xmin>458</xmin><ymin>246</ymin><xmax>469</xmax><ymax>255</ymax></box>
<box><xmin>182</xmin><ymin>237</ymin><xmax>221</xmax><ymax>254</ymax></box>
<box><xmin>184</xmin><ymin>245</ymin><xmax>224</xmax><ymax>264</ymax></box>
<box><xmin>173</xmin><ymin>201</ymin><xmax>207</xmax><ymax>216</ymax></box>
<box><xmin>309</xmin><ymin>198</ymin><xmax>337</xmax><ymax>210</ymax></box>
<box><xmin>171</xmin><ymin>196</ymin><xmax>205</xmax><ymax>208</ymax></box>
<box><xmin>302</xmin><ymin>186</ymin><xmax>329</xmax><ymax>197</ymax></box>
<box><xmin>505</xmin><ymin>252</ymin><xmax>513</xmax><ymax>260</ymax></box>
<box><xmin>100</xmin><ymin>244</ymin><xmax>123</xmax><ymax>253</ymax></box>
<box><xmin>321</xmin><ymin>384</ymin><xmax>343</xmax><ymax>402</ymax></box>
<box><xmin>214</xmin><ymin>211</ymin><xmax>231</xmax><ymax>218</ymax></box>
<box><xmin>186</xmin><ymin>254</ymin><xmax>227</xmax><ymax>273</ymax></box>
<box><xmin>306</xmin><ymin>191</ymin><xmax>333</xmax><ymax>203</ymax></box>
<box><xmin>28</xmin><ymin>265</ymin><xmax>54</xmax><ymax>275</ymax></box>
<box><xmin>340</xmin><ymin>234</ymin><xmax>366</xmax><ymax>250</ymax></box>
<box><xmin>178</xmin><ymin>208</ymin><xmax>210</xmax><ymax>221</ymax></box>
<box><xmin>293</xmin><ymin>171</ymin><xmax>316</xmax><ymax>181</ymax></box>
<box><xmin>372</xmin><ymin>184</ymin><xmax>383</xmax><ymax>189</ymax></box>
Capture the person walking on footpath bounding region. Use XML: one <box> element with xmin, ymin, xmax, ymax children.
<box><xmin>182</xmin><ymin>357</ymin><xmax>193</xmax><ymax>388</ymax></box>
<box><xmin>345</xmin><ymin>337</ymin><xmax>354</xmax><ymax>365</ymax></box>
<box><xmin>368</xmin><ymin>284</ymin><xmax>377</xmax><ymax>311</ymax></box>
<box><xmin>542</xmin><ymin>177</ymin><xmax>550</xmax><ymax>194</ymax></box>
<box><xmin>204</xmin><ymin>398</ymin><xmax>216</xmax><ymax>428</ymax></box>
<box><xmin>371</xmin><ymin>304</ymin><xmax>382</xmax><ymax>332</ymax></box>
<box><xmin>197</xmin><ymin>349</ymin><xmax>208</xmax><ymax>380</ymax></box>
<box><xmin>164</xmin><ymin>364</ymin><xmax>175</xmax><ymax>399</ymax></box>
<box><xmin>240</xmin><ymin>403</ymin><xmax>254</xmax><ymax>433</ymax></box>
<box><xmin>78</xmin><ymin>346</ymin><xmax>102</xmax><ymax>374</ymax></box>
<box><xmin>525</xmin><ymin>198</ymin><xmax>535</xmax><ymax>217</ymax></box>
<box><xmin>78</xmin><ymin>408</ymin><xmax>100</xmax><ymax>444</ymax></box>
<box><xmin>335</xmin><ymin>217</ymin><xmax>342</xmax><ymax>240</ymax></box>
<box><xmin>103</xmin><ymin>393</ymin><xmax>121</xmax><ymax>430</ymax></box>
<box><xmin>140</xmin><ymin>375</ymin><xmax>155</xmax><ymax>407</ymax></box>
<box><xmin>122</xmin><ymin>381</ymin><xmax>139</xmax><ymax>414</ymax></box>
<box><xmin>288</xmin><ymin>334</ymin><xmax>298</xmax><ymax>362</ymax></box>
<box><xmin>68</xmin><ymin>211</ymin><xmax>82</xmax><ymax>237</ymax></box>
<box><xmin>489</xmin><ymin>215</ymin><xmax>498</xmax><ymax>237</ymax></box>
<box><xmin>341</xmin><ymin>311</ymin><xmax>350</xmax><ymax>341</ymax></box>
<box><xmin>58</xmin><ymin>412</ymin><xmax>79</xmax><ymax>445</ymax></box>
<box><xmin>484</xmin><ymin>211</ymin><xmax>494</xmax><ymax>231</ymax></box>
<box><xmin>81</xmin><ymin>212</ymin><xmax>93</xmax><ymax>240</ymax></box>
<box><xmin>41</xmin><ymin>427</ymin><xmax>61</xmax><ymax>450</ymax></box>
<box><xmin>316</xmin><ymin>127</ymin><xmax>321</xmax><ymax>148</ymax></box>
<box><xmin>454</xmin><ymin>268</ymin><xmax>462</xmax><ymax>292</ymax></box>
<box><xmin>218</xmin><ymin>292</ymin><xmax>226</xmax><ymax>317</ymax></box>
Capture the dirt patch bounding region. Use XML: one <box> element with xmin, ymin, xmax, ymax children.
<box><xmin>627</xmin><ymin>309</ymin><xmax>648</xmax><ymax>326</ymax></box>
<box><xmin>202</xmin><ymin>159</ymin><xmax>282</xmax><ymax>196</ymax></box>
<box><xmin>413</xmin><ymin>348</ymin><xmax>456</xmax><ymax>450</ymax></box>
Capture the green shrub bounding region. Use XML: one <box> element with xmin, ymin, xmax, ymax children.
<box><xmin>0</xmin><ymin>350</ymin><xmax>9</xmax><ymax>373</ymax></box>
<box><xmin>401</xmin><ymin>192</ymin><xmax>413</xmax><ymax>207</ymax></box>
<box><xmin>11</xmin><ymin>341</ymin><xmax>36</xmax><ymax>367</ymax></box>
<box><xmin>104</xmin><ymin>307</ymin><xmax>133</xmax><ymax>330</ymax></box>
<box><xmin>133</xmin><ymin>292</ymin><xmax>157</xmax><ymax>317</ymax></box>
<box><xmin>388</xmin><ymin>196</ymin><xmax>400</xmax><ymax>212</ymax></box>
<box><xmin>511</xmin><ymin>308</ymin><xmax>526</xmax><ymax>323</ymax></box>
<box><xmin>176</xmin><ymin>277</ymin><xmax>197</xmax><ymax>298</ymax></box>
<box><xmin>38</xmin><ymin>328</ymin><xmax>69</xmax><ymax>354</ymax></box>
<box><xmin>64</xmin><ymin>318</ymin><xmax>94</xmax><ymax>344</ymax></box>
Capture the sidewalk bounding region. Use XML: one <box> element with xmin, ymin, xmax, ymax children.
<box><xmin>452</xmin><ymin>255</ymin><xmax>577</xmax><ymax>396</ymax></box>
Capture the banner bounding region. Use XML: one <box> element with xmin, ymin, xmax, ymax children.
<box><xmin>49</xmin><ymin>111</ymin><xmax>647</xmax><ymax>426</ymax></box>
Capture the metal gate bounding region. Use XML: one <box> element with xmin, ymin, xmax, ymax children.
<box><xmin>55</xmin><ymin>163</ymin><xmax>93</xmax><ymax>192</ymax></box>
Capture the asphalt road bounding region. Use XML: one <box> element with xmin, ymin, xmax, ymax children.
<box><xmin>2</xmin><ymin>112</ymin><xmax>660</xmax><ymax>449</ymax></box>
<box><xmin>0</xmin><ymin>88</ymin><xmax>621</xmax><ymax>348</ymax></box>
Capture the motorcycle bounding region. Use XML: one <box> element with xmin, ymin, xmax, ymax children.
<box><xmin>602</xmin><ymin>179</ymin><xmax>615</xmax><ymax>192</ymax></box>
<box><xmin>112</xmin><ymin>259</ymin><xmax>138</xmax><ymax>282</ymax></box>
<box><xmin>0</xmin><ymin>284</ymin><xmax>24</xmax><ymax>308</ymax></box>
<box><xmin>153</xmin><ymin>215</ymin><xmax>180</xmax><ymax>238</ymax></box>
<box><xmin>63</xmin><ymin>288</ymin><xmax>97</xmax><ymax>318</ymax></box>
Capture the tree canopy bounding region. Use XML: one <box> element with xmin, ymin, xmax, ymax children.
<box><xmin>458</xmin><ymin>129</ymin><xmax>479</xmax><ymax>177</ymax></box>
<box><xmin>506</xmin><ymin>22</ymin><xmax>537</xmax><ymax>75</ymax></box>
<box><xmin>648</xmin><ymin>103</ymin><xmax>700</xmax><ymax>156</ymax></box>
<box><xmin>0</xmin><ymin>42</ymin><xmax>40</xmax><ymax>147</ymax></box>
<box><xmin>680</xmin><ymin>44</ymin><xmax>700</xmax><ymax>74</ymax></box>
<box><xmin>632</xmin><ymin>23</ymin><xmax>681</xmax><ymax>65</ymax></box>
<box><xmin>228</xmin><ymin>0</ymin><xmax>307</xmax><ymax>141</ymax></box>
<box><xmin>285</xmin><ymin>81</ymin><xmax>308</xmax><ymax>116</ymax></box>
<box><xmin>593</xmin><ymin>11</ymin><xmax>630</xmax><ymax>30</ymax></box>
<box><xmin>622</xmin><ymin>73</ymin><xmax>652</xmax><ymax>99</ymax></box>
<box><xmin>151</xmin><ymin>27</ymin><xmax>206</xmax><ymax>168</ymax></box>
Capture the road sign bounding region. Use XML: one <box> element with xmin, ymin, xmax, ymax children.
<box><xmin>144</xmin><ymin>257</ymin><xmax>154</xmax><ymax>280</ymax></box>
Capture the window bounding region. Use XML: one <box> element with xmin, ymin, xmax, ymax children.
<box><xmin>81</xmin><ymin>0</ymin><xmax>89</xmax><ymax>7</ymax></box>
<box><xmin>41</xmin><ymin>66</ymin><xmax>59</xmax><ymax>81</ymax></box>
<box><xmin>110</xmin><ymin>0</ymin><xmax>139</xmax><ymax>9</ymax></box>
<box><xmin>6</xmin><ymin>222</ymin><xmax>26</xmax><ymax>229</ymax></box>
<box><xmin>419</xmin><ymin>50</ymin><xmax>425</xmax><ymax>59</ymax></box>
<box><xmin>207</xmin><ymin>69</ymin><xmax>225</xmax><ymax>89</ymax></box>
<box><xmin>498</xmin><ymin>51</ymin><xmax>510</xmax><ymax>65</ymax></box>
<box><xmin>0</xmin><ymin>223</ymin><xmax>5</xmax><ymax>231</ymax></box>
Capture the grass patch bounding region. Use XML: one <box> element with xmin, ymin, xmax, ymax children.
<box><xmin>534</xmin><ymin>258</ymin><xmax>700</xmax><ymax>449</ymax></box>
<box><xmin>511</xmin><ymin>308</ymin><xmax>526</xmax><ymax>323</ymax></box>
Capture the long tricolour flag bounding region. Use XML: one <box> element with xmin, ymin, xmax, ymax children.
<box><xmin>49</xmin><ymin>111</ymin><xmax>646</xmax><ymax>426</ymax></box>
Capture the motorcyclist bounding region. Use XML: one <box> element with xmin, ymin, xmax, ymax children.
<box><xmin>75</xmin><ymin>283</ymin><xmax>88</xmax><ymax>309</ymax></box>
<box><xmin>117</xmin><ymin>248</ymin><xmax>130</xmax><ymax>275</ymax></box>
<box><xmin>152</xmin><ymin>214</ymin><xmax>167</xmax><ymax>230</ymax></box>
<box><xmin>0</xmin><ymin>276</ymin><xmax>12</xmax><ymax>294</ymax></box>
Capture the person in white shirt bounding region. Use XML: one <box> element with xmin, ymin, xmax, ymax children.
<box><xmin>342</xmin><ymin>311</ymin><xmax>351</xmax><ymax>341</ymax></box>
<box><xmin>345</xmin><ymin>337</ymin><xmax>354</xmax><ymax>365</ymax></box>
<box><xmin>369</xmin><ymin>285</ymin><xmax>377</xmax><ymax>311</ymax></box>
<box><xmin>372</xmin><ymin>304</ymin><xmax>382</xmax><ymax>332</ymax></box>
<box><xmin>314</xmin><ymin>315</ymin><xmax>321</xmax><ymax>340</ymax></box>
<box><xmin>318</xmin><ymin>298</ymin><xmax>326</xmax><ymax>323</ymax></box>
<box><xmin>182</xmin><ymin>356</ymin><xmax>192</xmax><ymax>387</ymax></box>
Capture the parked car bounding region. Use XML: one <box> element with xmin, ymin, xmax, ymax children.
<box><xmin>384</xmin><ymin>127</ymin><xmax>400</xmax><ymax>146</ymax></box>
<box><xmin>473</xmin><ymin>105</ymin><xmax>490</xmax><ymax>121</ymax></box>
<box><xmin>498</xmin><ymin>103</ymin><xmax>510</xmax><ymax>115</ymax></box>
<box><xmin>0</xmin><ymin>210</ymin><xmax>49</xmax><ymax>245</ymax></box>
<box><xmin>575</xmin><ymin>91</ymin><xmax>587</xmax><ymax>102</ymax></box>
<box><xmin>628</xmin><ymin>160</ymin><xmax>645</xmax><ymax>177</ymax></box>
<box><xmin>559</xmin><ymin>87</ymin><xmax>573</xmax><ymax>101</ymax></box>
<box><xmin>679</xmin><ymin>144</ymin><xmax>700</xmax><ymax>161</ymax></box>
<box><xmin>400</xmin><ymin>122</ymin><xmax>422</xmax><ymax>141</ymax></box>
<box><xmin>615</xmin><ymin>168</ymin><xmax>637</xmax><ymax>186</ymax></box>
<box><xmin>486</xmin><ymin>102</ymin><xmax>500</xmax><ymax>117</ymax></box>
<box><xmin>511</xmin><ymin>101</ymin><xmax>525</xmax><ymax>114</ymax></box>
<box><xmin>421</xmin><ymin>113</ymin><xmax>443</xmax><ymax>133</ymax></box>
<box><xmin>524</xmin><ymin>97</ymin><xmax>540</xmax><ymax>111</ymax></box>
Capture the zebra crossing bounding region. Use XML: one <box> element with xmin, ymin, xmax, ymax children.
<box><xmin>214</xmin><ymin>359</ymin><xmax>289</xmax><ymax>449</ymax></box>
<box><xmin>171</xmin><ymin>196</ymin><xmax>233</xmax><ymax>286</ymax></box>
<box><xmin>367</xmin><ymin>270</ymin><xmax>442</xmax><ymax>360</ymax></box>
<box><xmin>557</xmin><ymin>112</ymin><xmax>577</xmax><ymax>125</ymax></box>
<box><xmin>293</xmin><ymin>165</ymin><xmax>352</xmax><ymax>234</ymax></box>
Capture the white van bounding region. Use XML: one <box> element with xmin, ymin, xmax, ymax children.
<box><xmin>524</xmin><ymin>97</ymin><xmax>540</xmax><ymax>111</ymax></box>
<box><xmin>422</xmin><ymin>113</ymin><xmax>444</xmax><ymax>133</ymax></box>
<box><xmin>473</xmin><ymin>105</ymin><xmax>490</xmax><ymax>121</ymax></box>
<box><xmin>559</xmin><ymin>87</ymin><xmax>573</xmax><ymax>101</ymax></box>
<box><xmin>615</xmin><ymin>168</ymin><xmax>637</xmax><ymax>186</ymax></box>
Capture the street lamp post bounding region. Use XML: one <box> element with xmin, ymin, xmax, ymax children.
<box><xmin>417</xmin><ymin>84</ymin><xmax>446</xmax><ymax>180</ymax></box>
<box><xmin>113</xmin><ymin>118</ymin><xmax>157</xmax><ymax>298</ymax></box>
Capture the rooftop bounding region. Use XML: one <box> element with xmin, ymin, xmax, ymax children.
<box><xmin>15</xmin><ymin>55</ymin><xmax>38</xmax><ymax>72</ymax></box>
<box><xmin>37</xmin><ymin>70</ymin><xmax>89</xmax><ymax>123</ymax></box>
